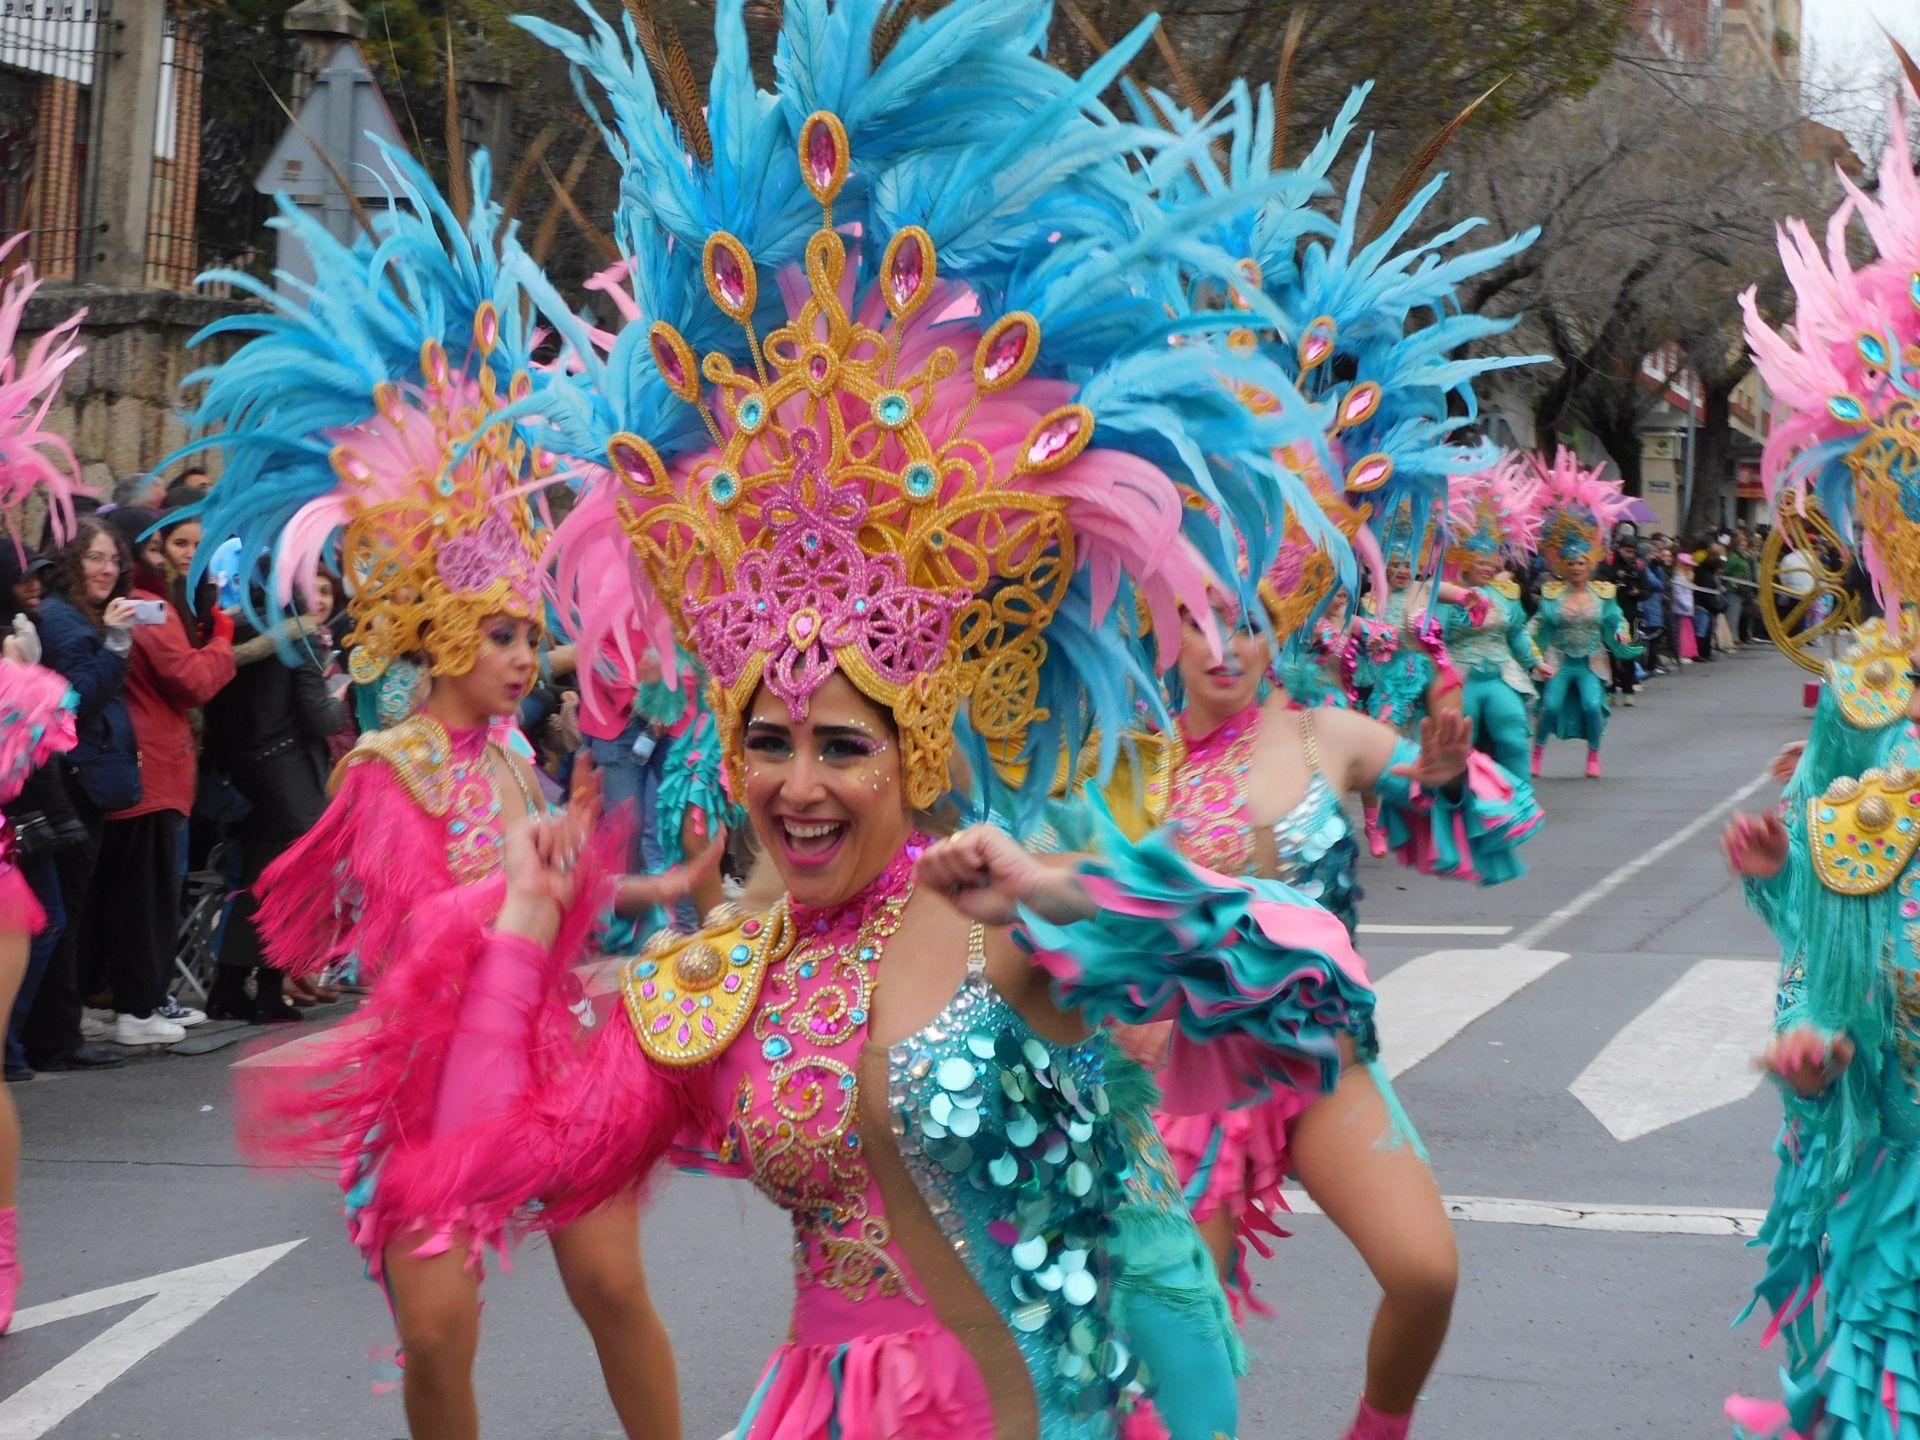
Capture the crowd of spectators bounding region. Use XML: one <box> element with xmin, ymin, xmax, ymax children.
<box><xmin>0</xmin><ymin>466</ymin><xmax>614</xmax><ymax>1080</ymax></box>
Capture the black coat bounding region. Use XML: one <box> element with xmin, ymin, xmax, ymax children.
<box><xmin>201</xmin><ymin>623</ymin><xmax>347</xmax><ymax>872</ymax></box>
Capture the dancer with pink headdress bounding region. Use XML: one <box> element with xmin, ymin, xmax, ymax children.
<box><xmin>1524</xmin><ymin>448</ymin><xmax>1643</xmax><ymax>780</ymax></box>
<box><xmin>181</xmin><ymin>156</ymin><xmax>709</xmax><ymax>1439</ymax></box>
<box><xmin>1439</xmin><ymin>452</ymin><xmax>1550</xmax><ymax>779</ymax></box>
<box><xmin>0</xmin><ymin>232</ymin><xmax>87</xmax><ymax>1330</ymax></box>
<box><xmin>1719</xmin><ymin>72</ymin><xmax>1920</xmax><ymax>1440</ymax></box>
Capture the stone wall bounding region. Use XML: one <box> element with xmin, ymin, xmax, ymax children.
<box><xmin>20</xmin><ymin>284</ymin><xmax>253</xmax><ymax>500</ymax></box>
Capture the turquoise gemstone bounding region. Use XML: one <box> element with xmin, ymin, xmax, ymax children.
<box><xmin>637</xmin><ymin>961</ymin><xmax>657</xmax><ymax>978</ymax></box>
<box><xmin>738</xmin><ymin>396</ymin><xmax>765</xmax><ymax>430</ymax></box>
<box><xmin>711</xmin><ymin>471</ymin><xmax>740</xmax><ymax>504</ymax></box>
<box><xmin>762</xmin><ymin>1035</ymin><xmax>791</xmax><ymax>1060</ymax></box>
<box><xmin>730</xmin><ymin>944</ymin><xmax>750</xmax><ymax>963</ymax></box>
<box><xmin>904</xmin><ymin>462</ymin><xmax>936</xmax><ymax>498</ymax></box>
<box><xmin>1859</xmin><ymin>333</ymin><xmax>1891</xmax><ymax>368</ymax></box>
<box><xmin>874</xmin><ymin>391</ymin><xmax>911</xmax><ymax>428</ymax></box>
<box><xmin>1827</xmin><ymin>395</ymin><xmax>1866</xmax><ymax>423</ymax></box>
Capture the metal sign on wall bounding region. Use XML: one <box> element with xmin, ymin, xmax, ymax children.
<box><xmin>254</xmin><ymin>38</ymin><xmax>408</xmax><ymax>292</ymax></box>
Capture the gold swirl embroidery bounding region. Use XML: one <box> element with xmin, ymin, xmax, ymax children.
<box><xmin>731</xmin><ymin>886</ymin><xmax>921</xmax><ymax>1305</ymax></box>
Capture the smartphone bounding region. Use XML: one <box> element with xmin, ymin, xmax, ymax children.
<box><xmin>129</xmin><ymin>599</ymin><xmax>168</xmax><ymax>627</ymax></box>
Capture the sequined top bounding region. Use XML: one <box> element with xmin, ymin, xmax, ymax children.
<box><xmin>626</xmin><ymin>843</ymin><xmax>1159</xmax><ymax>1436</ymax></box>
<box><xmin>1267</xmin><ymin>769</ymin><xmax>1364</xmax><ymax>936</ymax></box>
<box><xmin>1441</xmin><ymin>584</ymin><xmax>1539</xmax><ymax>696</ymax></box>
<box><xmin>1529</xmin><ymin>583</ymin><xmax>1641</xmax><ymax>678</ymax></box>
<box><xmin>888</xmin><ymin>942</ymin><xmax>1138</xmax><ymax>1436</ymax></box>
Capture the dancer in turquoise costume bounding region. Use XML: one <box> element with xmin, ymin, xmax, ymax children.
<box><xmin>1440</xmin><ymin>453</ymin><xmax>1549</xmax><ymax>779</ymax></box>
<box><xmin>1523</xmin><ymin>449</ymin><xmax>1642</xmax><ymax>780</ymax></box>
<box><xmin>1720</xmin><ymin>81</ymin><xmax>1920</xmax><ymax>1440</ymax></box>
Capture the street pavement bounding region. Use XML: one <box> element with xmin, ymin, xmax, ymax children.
<box><xmin>0</xmin><ymin>644</ymin><xmax>1814</xmax><ymax>1438</ymax></box>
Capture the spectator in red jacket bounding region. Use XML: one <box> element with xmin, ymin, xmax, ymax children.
<box><xmin>82</xmin><ymin>512</ymin><xmax>234</xmax><ymax>1045</ymax></box>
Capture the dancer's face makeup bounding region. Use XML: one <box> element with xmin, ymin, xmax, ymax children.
<box><xmin>1386</xmin><ymin>555</ymin><xmax>1414</xmax><ymax>591</ymax></box>
<box><xmin>1177</xmin><ymin>597</ymin><xmax>1266</xmax><ymax>724</ymax></box>
<box><xmin>1464</xmin><ymin>553</ymin><xmax>1499</xmax><ymax>587</ymax></box>
<box><xmin>742</xmin><ymin>672</ymin><xmax>912</xmax><ymax>909</ymax></box>
<box><xmin>439</xmin><ymin>614</ymin><xmax>539</xmax><ymax>720</ymax></box>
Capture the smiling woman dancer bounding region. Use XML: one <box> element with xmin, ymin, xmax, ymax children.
<box><xmin>180</xmin><ymin>158</ymin><xmax>702</xmax><ymax>1440</ymax></box>
<box><xmin>365</xmin><ymin>3</ymin><xmax>1393</xmax><ymax>1432</ymax></box>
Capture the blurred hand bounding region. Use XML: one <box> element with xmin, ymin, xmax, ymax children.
<box><xmin>103</xmin><ymin>597</ymin><xmax>139</xmax><ymax>629</ymax></box>
<box><xmin>1759</xmin><ymin>1026</ymin><xmax>1854</xmax><ymax>1098</ymax></box>
<box><xmin>1769</xmin><ymin>740</ymin><xmax>1807</xmax><ymax>786</ymax></box>
<box><xmin>1392</xmin><ymin>710</ymin><xmax>1474</xmax><ymax>790</ymax></box>
<box><xmin>1722</xmin><ymin>811</ymin><xmax>1789</xmax><ymax>879</ymax></box>
<box><xmin>915</xmin><ymin>825</ymin><xmax>1095</xmax><ymax>927</ymax></box>
<box><xmin>6</xmin><ymin>615</ymin><xmax>40</xmax><ymax>666</ymax></box>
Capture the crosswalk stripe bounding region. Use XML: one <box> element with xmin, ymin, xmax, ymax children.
<box><xmin>1569</xmin><ymin>958</ymin><xmax>1776</xmax><ymax>1141</ymax></box>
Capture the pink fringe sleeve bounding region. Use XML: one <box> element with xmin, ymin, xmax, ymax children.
<box><xmin>255</xmin><ymin>760</ymin><xmax>459</xmax><ymax>981</ymax></box>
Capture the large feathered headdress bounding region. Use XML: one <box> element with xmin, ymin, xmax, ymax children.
<box><xmin>1744</xmin><ymin>87</ymin><xmax>1920</xmax><ymax>621</ymax></box>
<box><xmin>180</xmin><ymin>147</ymin><xmax>557</xmax><ymax>683</ymax></box>
<box><xmin>1447</xmin><ymin>450</ymin><xmax>1544</xmax><ymax>572</ymax></box>
<box><xmin>1527</xmin><ymin>447</ymin><xmax>1633</xmax><ymax>571</ymax></box>
<box><xmin>527</xmin><ymin>0</ymin><xmax>1345</xmax><ymax>817</ymax></box>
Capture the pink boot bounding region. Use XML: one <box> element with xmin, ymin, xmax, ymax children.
<box><xmin>1364</xmin><ymin>804</ymin><xmax>1388</xmax><ymax>858</ymax></box>
<box><xmin>1530</xmin><ymin>744</ymin><xmax>1543</xmax><ymax>778</ymax></box>
<box><xmin>1586</xmin><ymin>749</ymin><xmax>1602</xmax><ymax>779</ymax></box>
<box><xmin>0</xmin><ymin>1206</ymin><xmax>18</xmax><ymax>1333</ymax></box>
<box><xmin>1344</xmin><ymin>1398</ymin><xmax>1413</xmax><ymax>1440</ymax></box>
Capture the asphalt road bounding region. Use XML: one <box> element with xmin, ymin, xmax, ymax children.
<box><xmin>0</xmin><ymin>644</ymin><xmax>1814</xmax><ymax>1439</ymax></box>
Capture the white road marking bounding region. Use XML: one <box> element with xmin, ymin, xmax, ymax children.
<box><xmin>0</xmin><ymin>1241</ymin><xmax>303</xmax><ymax>1439</ymax></box>
<box><xmin>1280</xmin><ymin>1189</ymin><xmax>1765</xmax><ymax>1237</ymax></box>
<box><xmin>1512</xmin><ymin>770</ymin><xmax>1773</xmax><ymax>950</ymax></box>
<box><xmin>1569</xmin><ymin>959</ymin><xmax>1776</xmax><ymax>1141</ymax></box>
<box><xmin>1374</xmin><ymin>948</ymin><xmax>1571</xmax><ymax>1079</ymax></box>
<box><xmin>229</xmin><ymin>1015</ymin><xmax>373</xmax><ymax>1068</ymax></box>
<box><xmin>1357</xmin><ymin>923</ymin><xmax>1513</xmax><ymax>936</ymax></box>
<box><xmin>1373</xmin><ymin>770</ymin><xmax>1773</xmax><ymax>1079</ymax></box>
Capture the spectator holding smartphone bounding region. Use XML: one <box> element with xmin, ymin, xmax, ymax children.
<box><xmin>22</xmin><ymin>518</ymin><xmax>140</xmax><ymax>1070</ymax></box>
<box><xmin>81</xmin><ymin>511</ymin><xmax>234</xmax><ymax>1044</ymax></box>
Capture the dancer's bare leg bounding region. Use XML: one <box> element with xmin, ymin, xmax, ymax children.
<box><xmin>383</xmin><ymin>1237</ymin><xmax>482</xmax><ymax>1440</ymax></box>
<box><xmin>553</xmin><ymin>1198</ymin><xmax>682</xmax><ymax>1440</ymax></box>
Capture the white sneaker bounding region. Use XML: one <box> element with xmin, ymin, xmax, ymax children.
<box><xmin>157</xmin><ymin>996</ymin><xmax>207</xmax><ymax>1028</ymax></box>
<box><xmin>113</xmin><ymin>1013</ymin><xmax>185</xmax><ymax>1046</ymax></box>
<box><xmin>80</xmin><ymin>1008</ymin><xmax>114</xmax><ymax>1041</ymax></box>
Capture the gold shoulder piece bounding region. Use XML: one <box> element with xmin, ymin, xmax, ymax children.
<box><xmin>1492</xmin><ymin>578</ymin><xmax>1521</xmax><ymax>601</ymax></box>
<box><xmin>623</xmin><ymin>905</ymin><xmax>783</xmax><ymax>1066</ymax></box>
<box><xmin>1826</xmin><ymin>618</ymin><xmax>1914</xmax><ymax>730</ymax></box>
<box><xmin>1540</xmin><ymin>580</ymin><xmax>1569</xmax><ymax>601</ymax></box>
<box><xmin>329</xmin><ymin>714</ymin><xmax>454</xmax><ymax>814</ymax></box>
<box><xmin>1589</xmin><ymin>580</ymin><xmax>1618</xmax><ymax>601</ymax></box>
<box><xmin>1808</xmin><ymin>767</ymin><xmax>1920</xmax><ymax>895</ymax></box>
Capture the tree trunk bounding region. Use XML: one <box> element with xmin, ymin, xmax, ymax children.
<box><xmin>1589</xmin><ymin>415</ymin><xmax>1643</xmax><ymax>496</ymax></box>
<box><xmin>1685</xmin><ymin>376</ymin><xmax>1736</xmax><ymax>538</ymax></box>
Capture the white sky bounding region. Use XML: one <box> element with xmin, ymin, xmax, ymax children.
<box><xmin>1803</xmin><ymin>0</ymin><xmax>1920</xmax><ymax>149</ymax></box>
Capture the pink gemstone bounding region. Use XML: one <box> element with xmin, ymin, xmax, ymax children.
<box><xmin>680</xmin><ymin>998</ymin><xmax>698</xmax><ymax>1015</ymax></box>
<box><xmin>701</xmin><ymin>1014</ymin><xmax>717</xmax><ymax>1037</ymax></box>
<box><xmin>806</xmin><ymin>120</ymin><xmax>838</xmax><ymax>188</ymax></box>
<box><xmin>811</xmin><ymin>1019</ymin><xmax>828</xmax><ymax>1034</ymax></box>
<box><xmin>742</xmin><ymin>919</ymin><xmax>761</xmax><ymax>936</ymax></box>
<box><xmin>676</xmin><ymin>1022</ymin><xmax>691</xmax><ymax>1045</ymax></box>
<box><xmin>640</xmin><ymin>981</ymin><xmax>657</xmax><ymax>1000</ymax></box>
<box><xmin>1027</xmin><ymin>411</ymin><xmax>1083</xmax><ymax>465</ymax></box>
<box><xmin>651</xmin><ymin>335</ymin><xmax>686</xmax><ymax>389</ymax></box>
<box><xmin>1302</xmin><ymin>334</ymin><xmax>1331</xmax><ymax>365</ymax></box>
<box><xmin>987</xmin><ymin>1219</ymin><xmax>1019</xmax><ymax>1245</ymax></box>
<box><xmin>888</xmin><ymin>239</ymin><xmax>925</xmax><ymax>307</ymax></box>
<box><xmin>476</xmin><ymin>306</ymin><xmax>499</xmax><ymax>350</ymax></box>
<box><xmin>808</xmin><ymin>353</ymin><xmax>829</xmax><ymax>382</ymax></box>
<box><xmin>723</xmin><ymin>973</ymin><xmax>742</xmax><ymax>992</ymax></box>
<box><xmin>713</xmin><ymin>247</ymin><xmax>747</xmax><ymax>309</ymax></box>
<box><xmin>651</xmin><ymin>1014</ymin><xmax>671</xmax><ymax>1033</ymax></box>
<box><xmin>794</xmin><ymin>613</ymin><xmax>815</xmax><ymax>639</ymax></box>
<box><xmin>984</xmin><ymin>323</ymin><xmax>1029</xmax><ymax>383</ymax></box>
